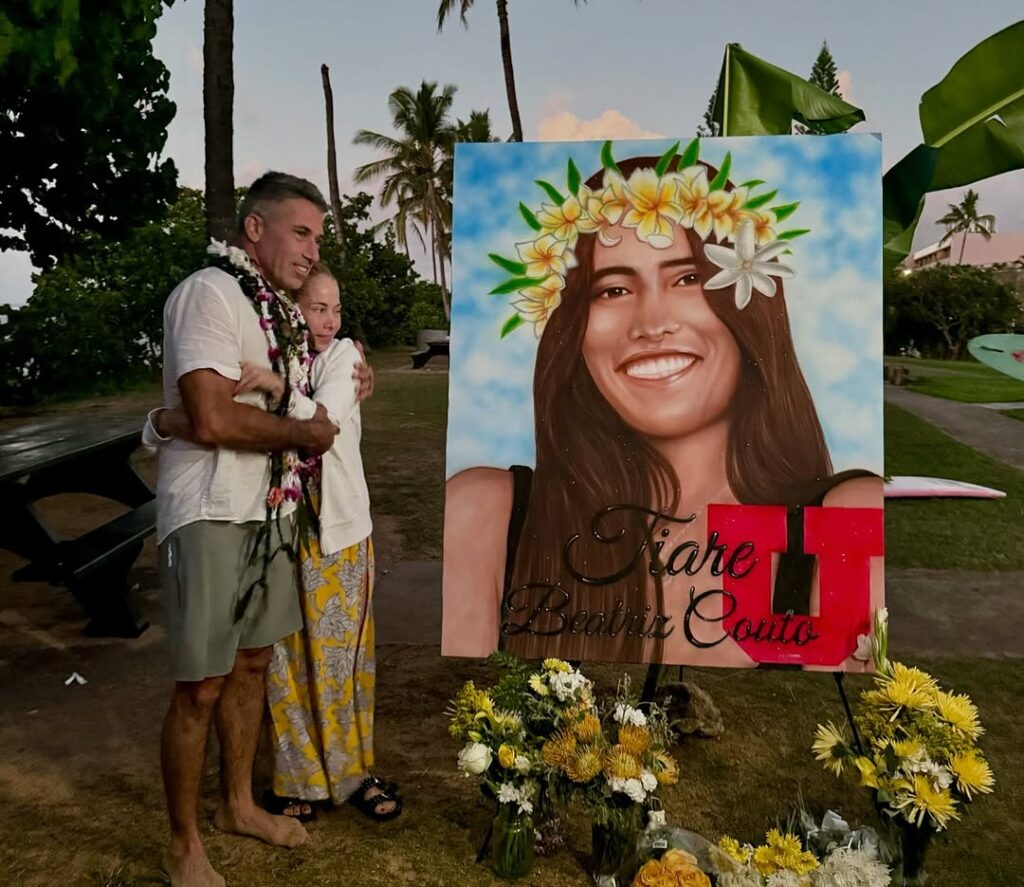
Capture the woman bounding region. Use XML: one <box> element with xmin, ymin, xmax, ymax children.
<box><xmin>147</xmin><ymin>262</ymin><xmax>401</xmax><ymax>822</ymax></box>
<box><xmin>442</xmin><ymin>148</ymin><xmax>883</xmax><ymax>667</ymax></box>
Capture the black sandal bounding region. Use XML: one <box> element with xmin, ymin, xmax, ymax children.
<box><xmin>262</xmin><ymin>789</ymin><xmax>318</xmax><ymax>823</ymax></box>
<box><xmin>348</xmin><ymin>775</ymin><xmax>403</xmax><ymax>822</ymax></box>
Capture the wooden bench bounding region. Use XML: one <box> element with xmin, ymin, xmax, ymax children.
<box><xmin>411</xmin><ymin>329</ymin><xmax>450</xmax><ymax>369</ymax></box>
<box><xmin>0</xmin><ymin>413</ymin><xmax>155</xmax><ymax>637</ymax></box>
<box><xmin>58</xmin><ymin>499</ymin><xmax>155</xmax><ymax>637</ymax></box>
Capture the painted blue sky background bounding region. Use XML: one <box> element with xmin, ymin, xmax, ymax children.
<box><xmin>447</xmin><ymin>135</ymin><xmax>883</xmax><ymax>479</ymax></box>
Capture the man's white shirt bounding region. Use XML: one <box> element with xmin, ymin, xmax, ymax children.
<box><xmin>155</xmin><ymin>266</ymin><xmax>296</xmax><ymax>543</ymax></box>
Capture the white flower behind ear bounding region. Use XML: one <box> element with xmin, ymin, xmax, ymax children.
<box><xmin>703</xmin><ymin>219</ymin><xmax>796</xmax><ymax>309</ymax></box>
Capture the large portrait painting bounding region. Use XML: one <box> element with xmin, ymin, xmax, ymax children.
<box><xmin>442</xmin><ymin>135</ymin><xmax>884</xmax><ymax>670</ymax></box>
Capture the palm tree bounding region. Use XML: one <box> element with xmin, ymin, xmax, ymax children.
<box><xmin>436</xmin><ymin>0</ymin><xmax>589</xmax><ymax>142</ymax></box>
<box><xmin>354</xmin><ymin>82</ymin><xmax>457</xmax><ymax>318</ymax></box>
<box><xmin>937</xmin><ymin>189</ymin><xmax>996</xmax><ymax>264</ymax></box>
<box><xmin>203</xmin><ymin>0</ymin><xmax>234</xmax><ymax>240</ymax></box>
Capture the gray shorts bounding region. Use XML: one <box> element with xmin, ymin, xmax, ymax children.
<box><xmin>159</xmin><ymin>518</ymin><xmax>302</xmax><ymax>682</ymax></box>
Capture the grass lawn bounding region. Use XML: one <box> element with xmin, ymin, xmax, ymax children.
<box><xmin>884</xmin><ymin>404</ymin><xmax>1024</xmax><ymax>570</ymax></box>
<box><xmin>905</xmin><ymin>373</ymin><xmax>1024</xmax><ymax>403</ymax></box>
<box><xmin>883</xmin><ymin>355</ymin><xmax>1024</xmax><ymax>403</ymax></box>
<box><xmin>883</xmin><ymin>356</ymin><xmax>994</xmax><ymax>375</ymax></box>
<box><xmin>1000</xmin><ymin>408</ymin><xmax>1024</xmax><ymax>422</ymax></box>
<box><xmin>360</xmin><ymin>349</ymin><xmax>449</xmax><ymax>562</ymax></box>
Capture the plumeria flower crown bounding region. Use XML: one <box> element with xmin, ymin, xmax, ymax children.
<box><xmin>488</xmin><ymin>139</ymin><xmax>809</xmax><ymax>339</ymax></box>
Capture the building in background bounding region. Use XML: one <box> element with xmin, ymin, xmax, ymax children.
<box><xmin>907</xmin><ymin>232</ymin><xmax>1024</xmax><ymax>270</ymax></box>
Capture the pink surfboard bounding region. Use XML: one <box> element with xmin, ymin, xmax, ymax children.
<box><xmin>884</xmin><ymin>476</ymin><xmax>1006</xmax><ymax>499</ymax></box>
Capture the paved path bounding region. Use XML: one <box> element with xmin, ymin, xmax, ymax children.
<box><xmin>884</xmin><ymin>385</ymin><xmax>1024</xmax><ymax>471</ymax></box>
<box><xmin>978</xmin><ymin>401</ymin><xmax>1024</xmax><ymax>411</ymax></box>
<box><xmin>375</xmin><ymin>560</ymin><xmax>1024</xmax><ymax>659</ymax></box>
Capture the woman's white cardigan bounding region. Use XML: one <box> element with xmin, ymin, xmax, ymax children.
<box><xmin>286</xmin><ymin>338</ymin><xmax>372</xmax><ymax>556</ymax></box>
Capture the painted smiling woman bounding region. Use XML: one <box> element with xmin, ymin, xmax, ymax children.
<box><xmin>442</xmin><ymin>140</ymin><xmax>884</xmax><ymax>669</ymax></box>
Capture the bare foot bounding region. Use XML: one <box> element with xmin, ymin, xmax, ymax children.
<box><xmin>214</xmin><ymin>804</ymin><xmax>308</xmax><ymax>848</ymax></box>
<box><xmin>162</xmin><ymin>845</ymin><xmax>225</xmax><ymax>887</ymax></box>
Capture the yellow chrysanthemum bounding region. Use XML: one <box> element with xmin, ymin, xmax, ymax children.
<box><xmin>543</xmin><ymin>658</ymin><xmax>571</xmax><ymax>673</ymax></box>
<box><xmin>717</xmin><ymin>836</ymin><xmax>752</xmax><ymax>864</ymax></box>
<box><xmin>949</xmin><ymin>752</ymin><xmax>995</xmax><ymax>800</ymax></box>
<box><xmin>752</xmin><ymin>845</ymin><xmax>779</xmax><ymax>876</ymax></box>
<box><xmin>512</xmin><ymin>274</ymin><xmax>563</xmax><ymax>337</ymax></box>
<box><xmin>572</xmin><ymin>712</ymin><xmax>602</xmax><ymax>743</ymax></box>
<box><xmin>891</xmin><ymin>738</ymin><xmax>925</xmax><ymax>759</ymax></box>
<box><xmin>618</xmin><ymin>723</ymin><xmax>651</xmax><ymax>757</ymax></box>
<box><xmin>542</xmin><ymin>730</ymin><xmax>577</xmax><ymax>767</ymax></box>
<box><xmin>888</xmin><ymin>661</ymin><xmax>938</xmax><ymax>690</ymax></box>
<box><xmin>528</xmin><ymin>673</ymin><xmax>550</xmax><ymax>697</ymax></box>
<box><xmin>621</xmin><ymin>167</ymin><xmax>685</xmax><ymax>249</ymax></box>
<box><xmin>565</xmin><ymin>746</ymin><xmax>603</xmax><ymax>783</ymax></box>
<box><xmin>536</xmin><ymin>194</ymin><xmax>596</xmax><ymax>244</ymax></box>
<box><xmin>751</xmin><ymin>830</ymin><xmax>818</xmax><ymax>877</ymax></box>
<box><xmin>812</xmin><ymin>721</ymin><xmax>847</xmax><ymax>776</ymax></box>
<box><xmin>873</xmin><ymin>666</ymin><xmax>936</xmax><ymax>717</ymax></box>
<box><xmin>604</xmin><ymin>745</ymin><xmax>642</xmax><ymax>780</ymax></box>
<box><xmin>934</xmin><ymin>690</ymin><xmax>983</xmax><ymax>739</ymax></box>
<box><xmin>895</xmin><ymin>774</ymin><xmax>961</xmax><ymax>829</ymax></box>
<box><xmin>652</xmin><ymin>750</ymin><xmax>679</xmax><ymax>786</ymax></box>
<box><xmin>766</xmin><ymin>830</ymin><xmax>818</xmax><ymax>875</ymax></box>
<box><xmin>497</xmin><ymin>744</ymin><xmax>516</xmax><ymax>769</ymax></box>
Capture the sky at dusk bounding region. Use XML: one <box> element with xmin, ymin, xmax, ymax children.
<box><xmin>1</xmin><ymin>0</ymin><xmax>1022</xmax><ymax>305</ymax></box>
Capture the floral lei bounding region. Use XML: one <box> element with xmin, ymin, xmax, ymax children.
<box><xmin>488</xmin><ymin>139</ymin><xmax>808</xmax><ymax>338</ymax></box>
<box><xmin>206</xmin><ymin>240</ymin><xmax>317</xmax><ymax>616</ymax></box>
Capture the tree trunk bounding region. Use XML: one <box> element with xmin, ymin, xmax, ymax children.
<box><xmin>437</xmin><ymin>238</ymin><xmax>451</xmax><ymax>321</ymax></box>
<box><xmin>428</xmin><ymin>215</ymin><xmax>438</xmax><ymax>283</ymax></box>
<box><xmin>320</xmin><ymin>64</ymin><xmax>346</xmax><ymax>269</ymax></box>
<box><xmin>958</xmin><ymin>231</ymin><xmax>968</xmax><ymax>264</ymax></box>
<box><xmin>203</xmin><ymin>0</ymin><xmax>235</xmax><ymax>241</ymax></box>
<box><xmin>495</xmin><ymin>0</ymin><xmax>523</xmax><ymax>142</ymax></box>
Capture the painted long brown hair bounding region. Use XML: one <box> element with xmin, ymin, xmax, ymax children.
<box><xmin>503</xmin><ymin>156</ymin><xmax>833</xmax><ymax>662</ymax></box>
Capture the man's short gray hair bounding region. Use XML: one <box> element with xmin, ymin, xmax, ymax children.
<box><xmin>237</xmin><ymin>171</ymin><xmax>329</xmax><ymax>232</ymax></box>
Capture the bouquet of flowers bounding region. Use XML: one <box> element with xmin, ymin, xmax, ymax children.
<box><xmin>812</xmin><ymin>610</ymin><xmax>995</xmax><ymax>833</ymax></box>
<box><xmin>449</xmin><ymin>677</ymin><xmax>539</xmax><ymax>811</ymax></box>
<box><xmin>541</xmin><ymin>674</ymin><xmax>680</xmax><ymax>825</ymax></box>
<box><xmin>707</xmin><ymin>828</ymin><xmax>890</xmax><ymax>887</ymax></box>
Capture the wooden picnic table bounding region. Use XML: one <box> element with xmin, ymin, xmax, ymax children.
<box><xmin>0</xmin><ymin>412</ymin><xmax>155</xmax><ymax>637</ymax></box>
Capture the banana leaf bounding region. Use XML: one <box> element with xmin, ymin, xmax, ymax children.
<box><xmin>711</xmin><ymin>43</ymin><xmax>865</xmax><ymax>136</ymax></box>
<box><xmin>883</xmin><ymin>20</ymin><xmax>1024</xmax><ymax>274</ymax></box>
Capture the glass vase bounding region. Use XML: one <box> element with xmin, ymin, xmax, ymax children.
<box><xmin>895</xmin><ymin>821</ymin><xmax>935</xmax><ymax>886</ymax></box>
<box><xmin>491</xmin><ymin>804</ymin><xmax>535</xmax><ymax>880</ymax></box>
<box><xmin>591</xmin><ymin>805</ymin><xmax>643</xmax><ymax>884</ymax></box>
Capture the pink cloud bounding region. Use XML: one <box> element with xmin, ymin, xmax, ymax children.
<box><xmin>838</xmin><ymin>69</ymin><xmax>855</xmax><ymax>103</ymax></box>
<box><xmin>536</xmin><ymin>109</ymin><xmax>664</xmax><ymax>142</ymax></box>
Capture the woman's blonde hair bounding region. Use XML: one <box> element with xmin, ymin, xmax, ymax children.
<box><xmin>295</xmin><ymin>261</ymin><xmax>337</xmax><ymax>298</ymax></box>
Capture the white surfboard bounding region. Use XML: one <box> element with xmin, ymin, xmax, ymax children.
<box><xmin>884</xmin><ymin>476</ymin><xmax>1006</xmax><ymax>499</ymax></box>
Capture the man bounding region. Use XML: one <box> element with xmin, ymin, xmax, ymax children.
<box><xmin>154</xmin><ymin>172</ymin><xmax>371</xmax><ymax>887</ymax></box>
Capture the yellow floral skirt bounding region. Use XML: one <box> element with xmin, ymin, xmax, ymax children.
<box><xmin>266</xmin><ymin>534</ymin><xmax>375</xmax><ymax>803</ymax></box>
